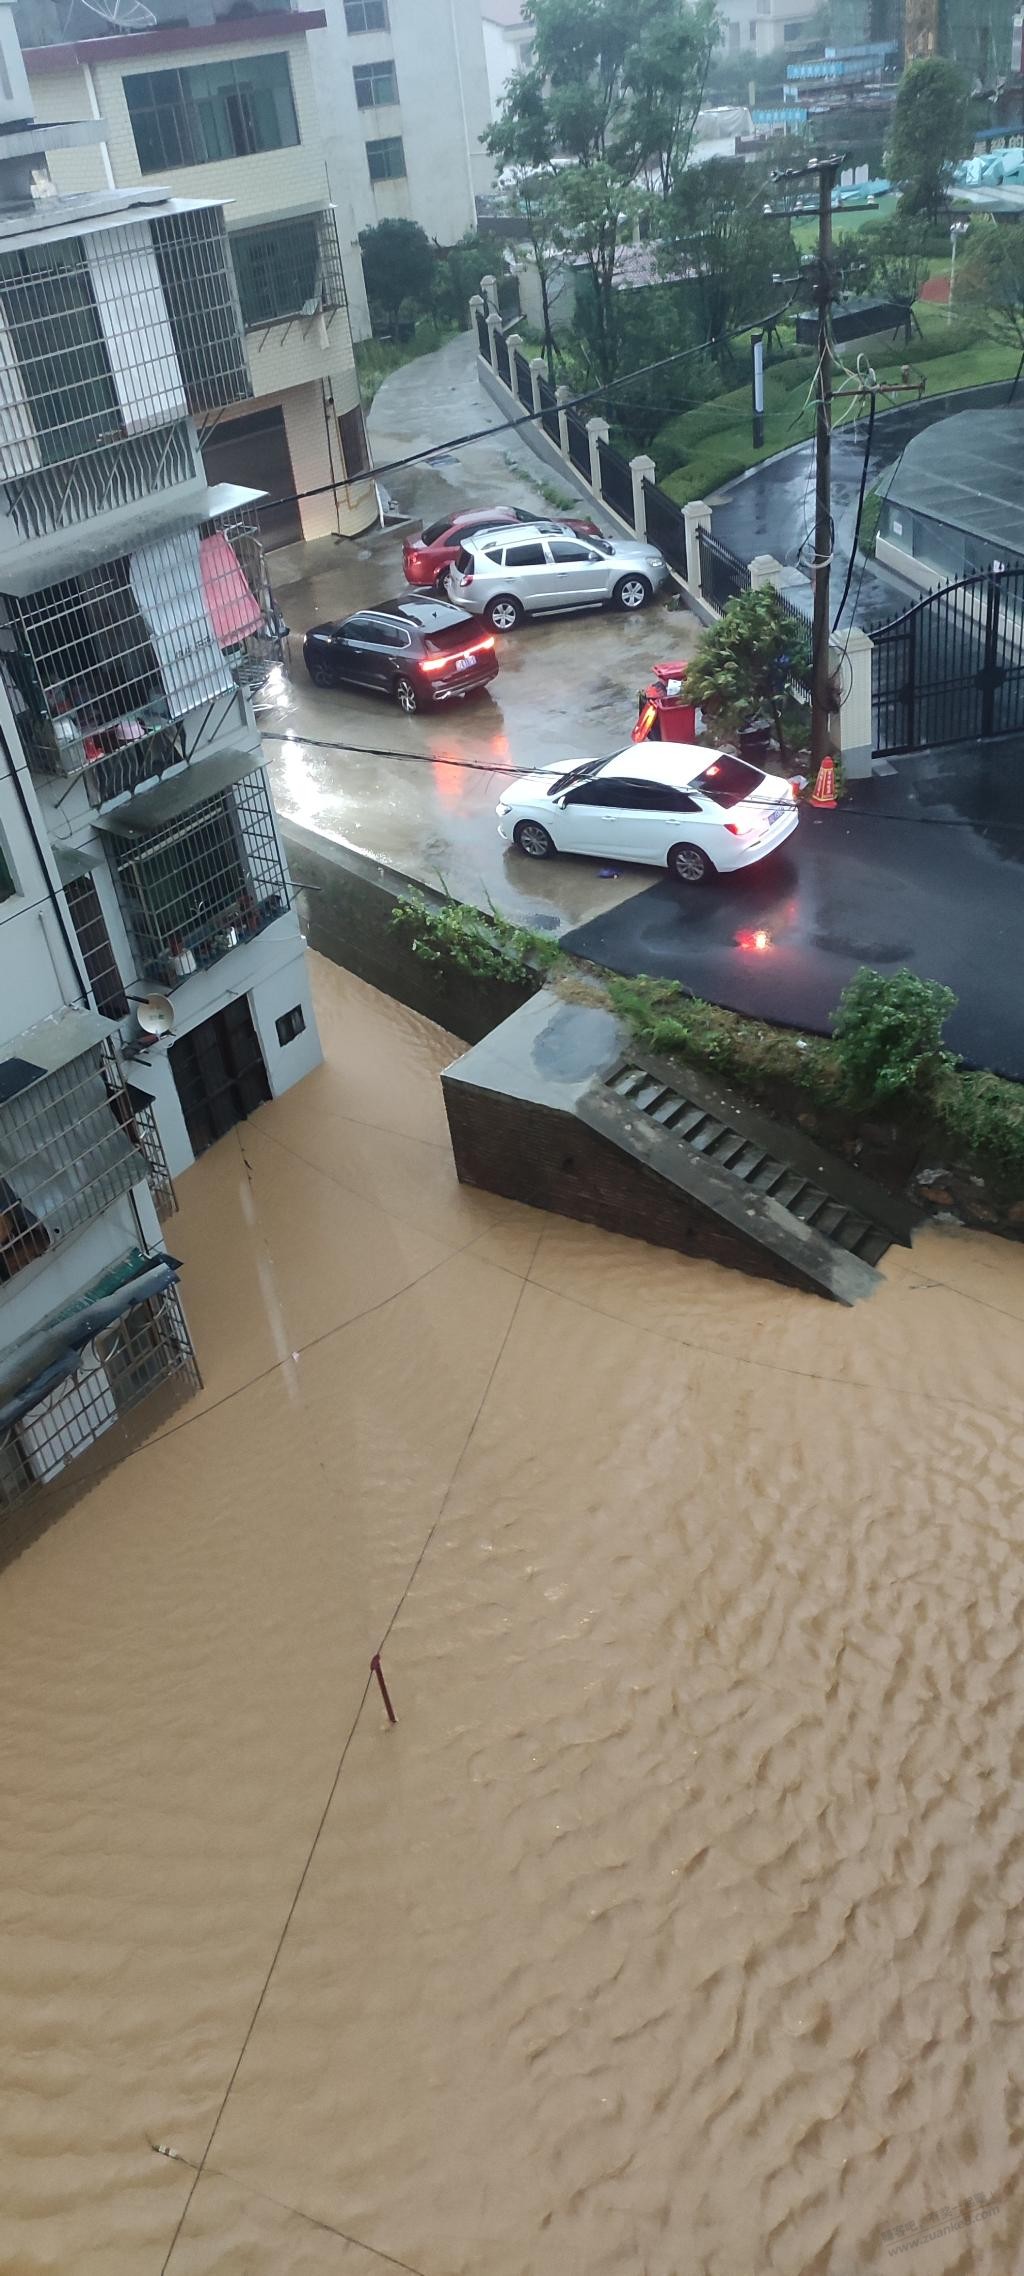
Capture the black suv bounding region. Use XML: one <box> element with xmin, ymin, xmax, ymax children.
<box><xmin>303</xmin><ymin>597</ymin><xmax>499</xmax><ymax>715</ymax></box>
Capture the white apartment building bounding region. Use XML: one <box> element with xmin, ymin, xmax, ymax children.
<box><xmin>716</xmin><ymin>0</ymin><xmax>819</xmax><ymax>60</ymax></box>
<box><xmin>25</xmin><ymin>9</ymin><xmax>376</xmax><ymax>545</ymax></box>
<box><xmin>310</xmin><ymin>0</ymin><xmax>494</xmax><ymax>259</ymax></box>
<box><xmin>478</xmin><ymin>0</ymin><xmax>533</xmax><ymax>124</ymax></box>
<box><xmin>0</xmin><ymin>0</ymin><xmax>322</xmax><ymax>1534</ymax></box>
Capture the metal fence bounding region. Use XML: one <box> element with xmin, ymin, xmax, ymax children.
<box><xmin>514</xmin><ymin>349</ymin><xmax>533</xmax><ymax>410</ymax></box>
<box><xmin>697</xmin><ymin>528</ymin><xmax>751</xmax><ymax>614</ymax></box>
<box><xmin>476</xmin><ymin>307</ymin><xmax>491</xmax><ymax>360</ymax></box>
<box><xmin>494</xmin><ymin>331</ymin><xmax>512</xmax><ymax>389</ymax></box>
<box><xmin>564</xmin><ymin>403</ymin><xmax>592</xmax><ymax>478</ymax></box>
<box><xmin>597</xmin><ymin>440</ymin><xmax>634</xmax><ymax>527</ymax></box>
<box><xmin>871</xmin><ymin>566</ymin><xmax>1024</xmax><ymax>756</ymax></box>
<box><xmin>537</xmin><ymin>373</ymin><xmax>560</xmax><ymax>444</ymax></box>
<box><xmin>641</xmin><ymin>479</ymin><xmax>689</xmax><ymax>580</ymax></box>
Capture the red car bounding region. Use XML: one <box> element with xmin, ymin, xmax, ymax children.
<box><xmin>403</xmin><ymin>505</ymin><xmax>603</xmax><ymax>591</ymax></box>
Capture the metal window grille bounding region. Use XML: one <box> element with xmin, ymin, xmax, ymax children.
<box><xmin>0</xmin><ymin>1041</ymin><xmax>146</xmax><ymax>1286</ymax></box>
<box><xmin>151</xmin><ymin>207</ymin><xmax>252</xmax><ymax>414</ymax></box>
<box><xmin>353</xmin><ymin>58</ymin><xmax>399</xmax><ymax>106</ymax></box>
<box><xmin>230</xmin><ymin>211</ymin><xmax>347</xmax><ymax>331</ymax></box>
<box><xmin>111</xmin><ymin>766</ymin><xmax>288</xmax><ymax>991</ymax></box>
<box><xmin>198</xmin><ymin>502</ymin><xmax>283</xmax><ymax>697</ymax></box>
<box><xmin>115</xmin><ymin>1089</ymin><xmax>177</xmax><ymax>1221</ymax></box>
<box><xmin>3</xmin><ymin>425</ymin><xmax>197</xmax><ymax>545</ymax></box>
<box><xmin>124</xmin><ymin>56</ymin><xmax>300</xmax><ymax>174</ymax></box>
<box><xmin>64</xmin><ymin>874</ymin><xmax>130</xmax><ymax>1019</ymax></box>
<box><xmin>345</xmin><ymin>0</ymin><xmax>389</xmax><ymax>30</ymax></box>
<box><xmin>0</xmin><ymin>1283</ymin><xmax>198</xmax><ymax>1517</ymax></box>
<box><xmin>366</xmin><ymin>136</ymin><xmax>406</xmax><ymax>182</ymax></box>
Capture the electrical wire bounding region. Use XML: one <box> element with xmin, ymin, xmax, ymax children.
<box><xmin>832</xmin><ymin>388</ymin><xmax>876</xmax><ymax>632</ymax></box>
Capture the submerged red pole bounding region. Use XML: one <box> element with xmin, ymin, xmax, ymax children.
<box><xmin>370</xmin><ymin>1652</ymin><xmax>397</xmax><ymax>1724</ymax></box>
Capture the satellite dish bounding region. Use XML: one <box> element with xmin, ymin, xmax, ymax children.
<box><xmin>80</xmin><ymin>0</ymin><xmax>158</xmax><ymax>27</ymax></box>
<box><xmin>136</xmin><ymin>995</ymin><xmax>175</xmax><ymax>1039</ymax></box>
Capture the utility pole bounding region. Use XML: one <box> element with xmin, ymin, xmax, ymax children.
<box><xmin>810</xmin><ymin>156</ymin><xmax>841</xmax><ymax>776</ymax></box>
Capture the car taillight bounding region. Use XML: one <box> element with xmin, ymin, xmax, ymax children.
<box><xmin>725</xmin><ymin>822</ymin><xmax>741</xmax><ymax>836</ymax></box>
<box><xmin>472</xmin><ymin>634</ymin><xmax>495</xmax><ymax>652</ymax></box>
<box><xmin>418</xmin><ymin>655</ymin><xmax>450</xmax><ymax>674</ymax></box>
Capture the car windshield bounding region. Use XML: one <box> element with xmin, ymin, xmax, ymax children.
<box><xmin>424</xmin><ymin>620</ymin><xmax>479</xmax><ymax>652</ymax></box>
<box><xmin>420</xmin><ymin>516</ymin><xmax>451</xmax><ymax>545</ymax></box>
<box><xmin>548</xmin><ymin>758</ymin><xmax>607</xmax><ymax>795</ymax></box>
<box><xmin>692</xmin><ymin>754</ymin><xmax>766</xmax><ymax>809</ymax></box>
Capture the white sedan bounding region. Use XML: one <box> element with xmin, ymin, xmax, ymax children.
<box><xmin>496</xmin><ymin>746</ymin><xmax>799</xmax><ymax>884</ymax></box>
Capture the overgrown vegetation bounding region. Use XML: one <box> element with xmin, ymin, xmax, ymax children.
<box><xmin>605</xmin><ymin>969</ymin><xmax>1024</xmax><ymax>1178</ymax></box>
<box><xmin>685</xmin><ymin>588</ymin><xmax>813</xmax><ymax>762</ymax></box>
<box><xmin>390</xmin><ymin>891</ymin><xmax>562</xmax><ymax>989</ymax></box>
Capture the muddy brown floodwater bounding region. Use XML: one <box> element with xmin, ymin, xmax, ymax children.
<box><xmin>1</xmin><ymin>955</ymin><xmax>1023</xmax><ymax>2276</ymax></box>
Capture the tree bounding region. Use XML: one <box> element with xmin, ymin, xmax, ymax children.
<box><xmin>831</xmin><ymin>969</ymin><xmax>957</xmax><ymax>1104</ymax></box>
<box><xmin>484</xmin><ymin>0</ymin><xmax>715</xmax><ymax>391</ymax></box>
<box><xmin>958</xmin><ymin>217</ymin><xmax>1024</xmax><ymax>356</ymax></box>
<box><xmin>358</xmin><ymin>218</ymin><xmax>435</xmax><ymax>336</ymax></box>
<box><xmin>684</xmin><ymin>588</ymin><xmax>812</xmax><ymax>762</ymax></box>
<box><xmin>661</xmin><ymin>158</ymin><xmax>795</xmax><ymax>375</ymax></box>
<box><xmin>886</xmin><ymin>59</ymin><xmax>971</xmax><ymax>222</ymax></box>
<box><xmin>432</xmin><ymin>232</ymin><xmax>507</xmax><ymax>328</ymax></box>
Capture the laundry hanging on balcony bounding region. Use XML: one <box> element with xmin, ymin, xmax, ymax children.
<box><xmin>129</xmin><ymin>529</ymin><xmax>233</xmax><ymax>718</ymax></box>
<box><xmin>199</xmin><ymin>532</ymin><xmax>264</xmax><ymax>649</ymax></box>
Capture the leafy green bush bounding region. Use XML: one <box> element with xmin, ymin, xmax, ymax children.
<box><xmin>663</xmin><ymin>442</ymin><xmax>752</xmax><ymax>503</ymax></box>
<box><xmin>390</xmin><ymin>892</ymin><xmax>561</xmax><ymax>989</ymax></box>
<box><xmin>606</xmin><ymin>976</ymin><xmax>838</xmax><ymax>1100</ymax></box>
<box><xmin>831</xmin><ymin>968</ymin><xmax>958</xmax><ymax>1103</ymax></box>
<box><xmin>937</xmin><ymin>1069</ymin><xmax>1024</xmax><ymax>1174</ymax></box>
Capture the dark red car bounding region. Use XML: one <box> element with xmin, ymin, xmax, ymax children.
<box><xmin>403</xmin><ymin>505</ymin><xmax>603</xmax><ymax>591</ymax></box>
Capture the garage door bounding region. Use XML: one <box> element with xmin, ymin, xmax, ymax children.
<box><xmin>202</xmin><ymin>405</ymin><xmax>302</xmax><ymax>549</ymax></box>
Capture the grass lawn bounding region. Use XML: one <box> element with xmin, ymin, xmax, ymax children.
<box><xmin>654</xmin><ymin>299</ymin><xmax>1020</xmax><ymax>509</ymax></box>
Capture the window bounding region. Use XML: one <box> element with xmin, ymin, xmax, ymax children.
<box><xmin>231</xmin><ymin>212</ymin><xmax>345</xmax><ymax>327</ymax></box>
<box><xmin>548</xmin><ymin>539</ymin><xmax>593</xmax><ymax>562</ymax></box>
<box><xmin>0</xmin><ymin>240</ymin><xmax>119</xmax><ymax>468</ymax></box>
<box><xmin>564</xmin><ymin>781</ymin><xmax>611</xmax><ymax>807</ymax></box>
<box><xmin>337</xmin><ymin>402</ymin><xmax>370</xmax><ymax>478</ymax></box>
<box><xmin>748</xmin><ymin>19</ymin><xmax>757</xmax><ymax>36</ymax></box>
<box><xmin>276</xmin><ymin>1005</ymin><xmax>305</xmax><ymax>1045</ymax></box>
<box><xmin>366</xmin><ymin>135</ymin><xmax>406</xmax><ymax>182</ymax></box>
<box><xmin>353</xmin><ymin>59</ymin><xmax>398</xmax><ymax>106</ymax></box>
<box><xmin>345</xmin><ymin>0</ymin><xmax>389</xmax><ymax>29</ymax></box>
<box><xmin>125</xmin><ymin>54</ymin><xmax>299</xmax><ymax>173</ymax></box>
<box><xmin>504</xmin><ymin>542</ymin><xmax>546</xmax><ymax>567</ymax></box>
<box><xmin>0</xmin><ymin>841</ymin><xmax>14</xmax><ymax>903</ymax></box>
<box><xmin>783</xmin><ymin>18</ymin><xmax>804</xmax><ymax>37</ymax></box>
<box><xmin>692</xmin><ymin>755</ymin><xmax>763</xmax><ymax>807</ymax></box>
<box><xmin>359</xmin><ymin>619</ymin><xmax>405</xmax><ymax>646</ymax></box>
<box><xmin>65</xmin><ymin>875</ymin><xmax>129</xmax><ymax>1019</ymax></box>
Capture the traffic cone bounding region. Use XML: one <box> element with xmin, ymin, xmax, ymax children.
<box><xmin>809</xmin><ymin>755</ymin><xmax>837</xmax><ymax>809</ymax></box>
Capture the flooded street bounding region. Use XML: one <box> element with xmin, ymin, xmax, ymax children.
<box><xmin>2</xmin><ymin>954</ymin><xmax>1024</xmax><ymax>2275</ymax></box>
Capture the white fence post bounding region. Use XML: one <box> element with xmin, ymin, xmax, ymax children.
<box><xmin>749</xmin><ymin>552</ymin><xmax>786</xmax><ymax>591</ymax></box>
<box><xmin>835</xmin><ymin>626</ymin><xmax>874</xmax><ymax>779</ymax></box>
<box><xmin>586</xmin><ymin>415</ymin><xmax>609</xmax><ymax>496</ymax></box>
<box><xmin>683</xmin><ymin>499</ymin><xmax>713</xmax><ymax>603</ymax></box>
<box><xmin>630</xmin><ymin>454</ymin><xmax>656</xmax><ymax>537</ymax></box>
<box><xmin>486</xmin><ymin>311</ymin><xmax>505</xmax><ymax>385</ymax></box>
<box><xmin>555</xmin><ymin>384</ymin><xmax>572</xmax><ymax>459</ymax></box>
<box><xmin>528</xmin><ymin>355</ymin><xmax>546</xmax><ymax>417</ymax></box>
<box><xmin>480</xmin><ymin>272</ymin><xmax>498</xmax><ymax>316</ymax></box>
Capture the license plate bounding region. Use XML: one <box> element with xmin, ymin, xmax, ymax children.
<box><xmin>768</xmin><ymin>805</ymin><xmax>784</xmax><ymax>825</ymax></box>
<box><xmin>456</xmin><ymin>655</ymin><xmax>473</xmax><ymax>671</ymax></box>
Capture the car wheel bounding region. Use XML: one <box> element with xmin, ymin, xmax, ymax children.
<box><xmin>614</xmin><ymin>574</ymin><xmax>652</xmax><ymax>612</ymax></box>
<box><xmin>513</xmin><ymin>819</ymin><xmax>555</xmax><ymax>859</ymax></box>
<box><xmin>306</xmin><ymin>652</ymin><xmax>334</xmax><ymax>687</ymax></box>
<box><xmin>486</xmin><ymin>594</ymin><xmax>524</xmax><ymax>632</ymax></box>
<box><xmin>668</xmin><ymin>841</ymin><xmax>714</xmax><ymax>885</ymax></box>
<box><xmin>394</xmin><ymin>675</ymin><xmax>419</xmax><ymax>715</ymax></box>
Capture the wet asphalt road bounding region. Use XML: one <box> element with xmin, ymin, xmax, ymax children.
<box><xmin>563</xmin><ymin>740</ymin><xmax>1024</xmax><ymax>1078</ymax></box>
<box><xmin>711</xmin><ymin>380</ymin><xmax>1020</xmax><ymax>629</ymax></box>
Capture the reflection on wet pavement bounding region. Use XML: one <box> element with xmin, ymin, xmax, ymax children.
<box><xmin>2</xmin><ymin>954</ymin><xmax>1023</xmax><ymax>2275</ymax></box>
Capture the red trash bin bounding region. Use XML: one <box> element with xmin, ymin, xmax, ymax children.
<box><xmin>632</xmin><ymin>660</ymin><xmax>701</xmax><ymax>744</ymax></box>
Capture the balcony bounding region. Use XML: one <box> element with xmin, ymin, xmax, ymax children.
<box><xmin>101</xmin><ymin>755</ymin><xmax>289</xmax><ymax>993</ymax></box>
<box><xmin>230</xmin><ymin>210</ymin><xmax>347</xmax><ymax>335</ymax></box>
<box><xmin>0</xmin><ymin>1252</ymin><xmax>198</xmax><ymax>1516</ymax></box>
<box><xmin>3</xmin><ymin>507</ymin><xmax>280</xmax><ymax>807</ymax></box>
<box><xmin>0</xmin><ymin>1013</ymin><xmax>148</xmax><ymax>1291</ymax></box>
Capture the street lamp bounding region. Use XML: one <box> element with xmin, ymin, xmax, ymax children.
<box><xmin>948</xmin><ymin>219</ymin><xmax>970</xmax><ymax>324</ymax></box>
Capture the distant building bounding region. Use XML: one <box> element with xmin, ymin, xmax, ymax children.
<box><xmin>875</xmin><ymin>409</ymin><xmax>1024</xmax><ymax>588</ymax></box>
<box><xmin>311</xmin><ymin>0</ymin><xmax>494</xmax><ymax>256</ymax></box>
<box><xmin>23</xmin><ymin>10</ymin><xmax>375</xmax><ymax>548</ymax></box>
<box><xmin>715</xmin><ymin>0</ymin><xmax>820</xmax><ymax>61</ymax></box>
<box><xmin>479</xmin><ymin>0</ymin><xmax>533</xmax><ymax>122</ymax></box>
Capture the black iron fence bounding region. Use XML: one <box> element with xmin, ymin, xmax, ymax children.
<box><xmin>494</xmin><ymin>330</ymin><xmax>511</xmax><ymax>389</ymax></box>
<box><xmin>597</xmin><ymin>439</ymin><xmax>634</xmax><ymax>527</ymax></box>
<box><xmin>698</xmin><ymin>528</ymin><xmax>751</xmax><ymax>615</ymax></box>
<box><xmin>564</xmin><ymin>403</ymin><xmax>592</xmax><ymax>479</ymax></box>
<box><xmin>476</xmin><ymin>307</ymin><xmax>491</xmax><ymax>360</ymax></box>
<box><xmin>537</xmin><ymin>373</ymin><xmax>560</xmax><ymax>444</ymax></box>
<box><xmin>871</xmin><ymin>566</ymin><xmax>1024</xmax><ymax>756</ymax></box>
<box><xmin>513</xmin><ymin>349</ymin><xmax>533</xmax><ymax>410</ymax></box>
<box><xmin>772</xmin><ymin>587</ymin><xmax>813</xmax><ymax>703</ymax></box>
<box><xmin>641</xmin><ymin>479</ymin><xmax>689</xmax><ymax>580</ymax></box>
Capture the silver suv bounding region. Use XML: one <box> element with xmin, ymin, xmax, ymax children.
<box><xmin>445</xmin><ymin>520</ymin><xmax>668</xmax><ymax>631</ymax></box>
